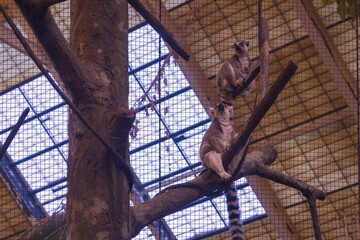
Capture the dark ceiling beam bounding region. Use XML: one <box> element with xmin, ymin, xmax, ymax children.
<box><xmin>127</xmin><ymin>0</ymin><xmax>190</xmax><ymax>61</ymax></box>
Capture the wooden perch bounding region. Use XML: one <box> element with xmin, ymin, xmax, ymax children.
<box><xmin>0</xmin><ymin>108</ymin><xmax>29</xmax><ymax>160</ymax></box>
<box><xmin>127</xmin><ymin>0</ymin><xmax>190</xmax><ymax>61</ymax></box>
<box><xmin>308</xmin><ymin>197</ymin><xmax>323</xmax><ymax>240</ymax></box>
<box><xmin>130</xmin><ymin>146</ymin><xmax>278</xmax><ymax>237</ymax></box>
<box><xmin>16</xmin><ymin>143</ymin><xmax>326</xmax><ymax>239</ymax></box>
<box><xmin>251</xmin><ymin>161</ymin><xmax>326</xmax><ymax>201</ymax></box>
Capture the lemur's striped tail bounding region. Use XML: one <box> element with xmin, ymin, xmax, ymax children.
<box><xmin>224</xmin><ymin>182</ymin><xmax>244</xmax><ymax>240</ymax></box>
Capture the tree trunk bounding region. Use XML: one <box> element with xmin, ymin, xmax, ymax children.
<box><xmin>66</xmin><ymin>0</ymin><xmax>130</xmax><ymax>239</ymax></box>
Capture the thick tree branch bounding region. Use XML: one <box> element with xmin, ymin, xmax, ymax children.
<box><xmin>14</xmin><ymin>0</ymin><xmax>90</xmax><ymax>102</ymax></box>
<box><xmin>17</xmin><ymin>143</ymin><xmax>326</xmax><ymax>239</ymax></box>
<box><xmin>130</xmin><ymin>146</ymin><xmax>278</xmax><ymax>237</ymax></box>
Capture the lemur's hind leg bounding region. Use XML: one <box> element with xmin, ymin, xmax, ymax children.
<box><xmin>204</xmin><ymin>151</ymin><xmax>232</xmax><ymax>181</ymax></box>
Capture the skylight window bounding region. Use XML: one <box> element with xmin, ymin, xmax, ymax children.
<box><xmin>0</xmin><ymin>76</ymin><xmax>68</xmax><ymax>214</ymax></box>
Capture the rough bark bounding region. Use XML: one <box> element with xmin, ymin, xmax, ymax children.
<box><xmin>67</xmin><ymin>1</ymin><xmax>131</xmax><ymax>239</ymax></box>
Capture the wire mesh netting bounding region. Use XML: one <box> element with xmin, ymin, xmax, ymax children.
<box><xmin>0</xmin><ymin>0</ymin><xmax>359</xmax><ymax>239</ymax></box>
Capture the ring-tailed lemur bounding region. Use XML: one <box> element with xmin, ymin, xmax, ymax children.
<box><xmin>155</xmin><ymin>103</ymin><xmax>244</xmax><ymax>238</ymax></box>
<box><xmin>200</xmin><ymin>102</ymin><xmax>235</xmax><ymax>181</ymax></box>
<box><xmin>155</xmin><ymin>104</ymin><xmax>236</xmax><ymax>195</ymax></box>
<box><xmin>217</xmin><ymin>40</ymin><xmax>253</xmax><ymax>105</ymax></box>
<box><xmin>200</xmin><ymin>102</ymin><xmax>244</xmax><ymax>240</ymax></box>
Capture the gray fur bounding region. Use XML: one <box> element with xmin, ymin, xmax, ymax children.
<box><xmin>199</xmin><ymin>102</ymin><xmax>236</xmax><ymax>181</ymax></box>
<box><xmin>216</xmin><ymin>40</ymin><xmax>253</xmax><ymax>104</ymax></box>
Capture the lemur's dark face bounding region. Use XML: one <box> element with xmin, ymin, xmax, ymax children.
<box><xmin>210</xmin><ymin>102</ymin><xmax>233</xmax><ymax>121</ymax></box>
<box><xmin>231</xmin><ymin>40</ymin><xmax>250</xmax><ymax>54</ymax></box>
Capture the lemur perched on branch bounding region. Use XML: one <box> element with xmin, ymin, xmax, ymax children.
<box><xmin>217</xmin><ymin>40</ymin><xmax>254</xmax><ymax>105</ymax></box>
<box><xmin>200</xmin><ymin>102</ymin><xmax>244</xmax><ymax>240</ymax></box>
<box><xmin>200</xmin><ymin>102</ymin><xmax>236</xmax><ymax>181</ymax></box>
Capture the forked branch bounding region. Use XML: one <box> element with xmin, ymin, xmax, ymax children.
<box><xmin>251</xmin><ymin>161</ymin><xmax>326</xmax><ymax>201</ymax></box>
<box><xmin>130</xmin><ymin>58</ymin><xmax>298</xmax><ymax>237</ymax></box>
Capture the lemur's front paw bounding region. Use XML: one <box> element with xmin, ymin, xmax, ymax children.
<box><xmin>219</xmin><ymin>171</ymin><xmax>232</xmax><ymax>182</ymax></box>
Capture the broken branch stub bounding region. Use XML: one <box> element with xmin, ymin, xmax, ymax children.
<box><xmin>0</xmin><ymin>108</ymin><xmax>29</xmax><ymax>160</ymax></box>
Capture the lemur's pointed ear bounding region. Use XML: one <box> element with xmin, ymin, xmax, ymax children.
<box><xmin>230</xmin><ymin>42</ymin><xmax>236</xmax><ymax>48</ymax></box>
<box><xmin>245</xmin><ymin>40</ymin><xmax>250</xmax><ymax>46</ymax></box>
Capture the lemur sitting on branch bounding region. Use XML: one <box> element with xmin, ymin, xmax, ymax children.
<box><xmin>217</xmin><ymin>40</ymin><xmax>253</xmax><ymax>105</ymax></box>
<box><xmin>199</xmin><ymin>102</ymin><xmax>236</xmax><ymax>181</ymax></box>
<box><xmin>200</xmin><ymin>102</ymin><xmax>244</xmax><ymax>240</ymax></box>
